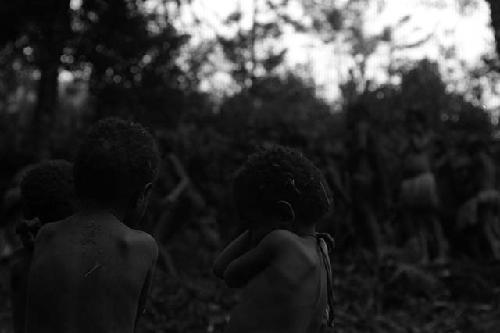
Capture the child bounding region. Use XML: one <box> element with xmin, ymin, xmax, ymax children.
<box><xmin>214</xmin><ymin>146</ymin><xmax>334</xmax><ymax>333</ymax></box>
<box><xmin>10</xmin><ymin>160</ymin><xmax>76</xmax><ymax>333</ymax></box>
<box><xmin>25</xmin><ymin>118</ymin><xmax>160</xmax><ymax>333</ymax></box>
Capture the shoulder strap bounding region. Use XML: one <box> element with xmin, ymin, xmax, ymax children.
<box><xmin>315</xmin><ymin>232</ymin><xmax>335</xmax><ymax>329</ymax></box>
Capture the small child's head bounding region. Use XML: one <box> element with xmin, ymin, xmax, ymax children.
<box><xmin>233</xmin><ymin>145</ymin><xmax>331</xmax><ymax>231</ymax></box>
<box><xmin>74</xmin><ymin>118</ymin><xmax>160</xmax><ymax>224</ymax></box>
<box><xmin>20</xmin><ymin>160</ymin><xmax>76</xmax><ymax>224</ymax></box>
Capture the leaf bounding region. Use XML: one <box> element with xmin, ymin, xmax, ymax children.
<box><xmin>281</xmin><ymin>14</ymin><xmax>307</xmax><ymax>32</ymax></box>
<box><xmin>393</xmin><ymin>32</ymin><xmax>433</xmax><ymax>50</ymax></box>
<box><xmin>224</xmin><ymin>11</ymin><xmax>242</xmax><ymax>24</ymax></box>
<box><xmin>326</xmin><ymin>8</ymin><xmax>343</xmax><ymax>31</ymax></box>
<box><xmin>395</xmin><ymin>15</ymin><xmax>411</xmax><ymax>28</ymax></box>
<box><xmin>263</xmin><ymin>49</ymin><xmax>287</xmax><ymax>72</ymax></box>
<box><xmin>381</xmin><ymin>27</ymin><xmax>391</xmax><ymax>42</ymax></box>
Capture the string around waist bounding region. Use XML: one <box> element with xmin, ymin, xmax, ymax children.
<box><xmin>314</xmin><ymin>232</ymin><xmax>335</xmax><ymax>329</ymax></box>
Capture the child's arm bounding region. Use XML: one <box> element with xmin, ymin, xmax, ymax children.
<box><xmin>223</xmin><ymin>230</ymin><xmax>288</xmax><ymax>288</ymax></box>
<box><xmin>213</xmin><ymin>230</ymin><xmax>252</xmax><ymax>279</ymax></box>
<box><xmin>135</xmin><ymin>266</ymin><xmax>154</xmax><ymax>329</ymax></box>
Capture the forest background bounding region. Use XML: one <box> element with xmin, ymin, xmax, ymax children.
<box><xmin>2</xmin><ymin>0</ymin><xmax>500</xmax><ymax>332</ymax></box>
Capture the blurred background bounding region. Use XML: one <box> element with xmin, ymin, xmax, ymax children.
<box><xmin>2</xmin><ymin>0</ymin><xmax>500</xmax><ymax>331</ymax></box>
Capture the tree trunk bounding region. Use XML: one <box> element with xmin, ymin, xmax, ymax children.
<box><xmin>32</xmin><ymin>0</ymin><xmax>70</xmax><ymax>159</ymax></box>
<box><xmin>249</xmin><ymin>0</ymin><xmax>257</xmax><ymax>88</ymax></box>
<box><xmin>487</xmin><ymin>0</ymin><xmax>500</xmax><ymax>58</ymax></box>
<box><xmin>34</xmin><ymin>59</ymin><xmax>59</xmax><ymax>159</ymax></box>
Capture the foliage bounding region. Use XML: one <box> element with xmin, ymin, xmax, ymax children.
<box><xmin>302</xmin><ymin>0</ymin><xmax>434</xmax><ymax>89</ymax></box>
<box><xmin>0</xmin><ymin>0</ymin><xmax>194</xmax><ymax>156</ymax></box>
<box><xmin>487</xmin><ymin>0</ymin><xmax>500</xmax><ymax>60</ymax></box>
<box><xmin>1</xmin><ymin>1</ymin><xmax>500</xmax><ymax>332</ymax></box>
<box><xmin>73</xmin><ymin>0</ymin><xmax>193</xmax><ymax>126</ymax></box>
<box><xmin>214</xmin><ymin>0</ymin><xmax>304</xmax><ymax>88</ymax></box>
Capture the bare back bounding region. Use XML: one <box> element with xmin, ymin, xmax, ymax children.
<box><xmin>225</xmin><ymin>231</ymin><xmax>328</xmax><ymax>333</ymax></box>
<box><xmin>10</xmin><ymin>248</ymin><xmax>32</xmax><ymax>333</ymax></box>
<box><xmin>25</xmin><ymin>212</ymin><xmax>158</xmax><ymax>333</ymax></box>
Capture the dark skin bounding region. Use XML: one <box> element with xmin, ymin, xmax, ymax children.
<box><xmin>213</xmin><ymin>202</ymin><xmax>297</xmax><ymax>282</ymax></box>
<box><xmin>214</xmin><ymin>203</ymin><xmax>328</xmax><ymax>333</ymax></box>
<box><xmin>10</xmin><ymin>219</ymin><xmax>40</xmax><ymax>333</ymax></box>
<box><xmin>25</xmin><ymin>184</ymin><xmax>158</xmax><ymax>333</ymax></box>
<box><xmin>10</xmin><ymin>247</ymin><xmax>31</xmax><ymax>333</ymax></box>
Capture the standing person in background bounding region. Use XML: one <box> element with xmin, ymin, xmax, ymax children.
<box><xmin>458</xmin><ymin>137</ymin><xmax>500</xmax><ymax>259</ymax></box>
<box><xmin>347</xmin><ymin>103</ymin><xmax>387</xmax><ymax>259</ymax></box>
<box><xmin>399</xmin><ymin>110</ymin><xmax>447</xmax><ymax>263</ymax></box>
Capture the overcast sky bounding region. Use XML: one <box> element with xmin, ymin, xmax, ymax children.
<box><xmin>172</xmin><ymin>0</ymin><xmax>496</xmax><ymax>105</ymax></box>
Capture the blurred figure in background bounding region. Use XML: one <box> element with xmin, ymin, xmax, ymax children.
<box><xmin>0</xmin><ymin>167</ymin><xmax>34</xmax><ymax>261</ymax></box>
<box><xmin>457</xmin><ymin>137</ymin><xmax>500</xmax><ymax>259</ymax></box>
<box><xmin>348</xmin><ymin>103</ymin><xmax>387</xmax><ymax>259</ymax></box>
<box><xmin>399</xmin><ymin>110</ymin><xmax>447</xmax><ymax>264</ymax></box>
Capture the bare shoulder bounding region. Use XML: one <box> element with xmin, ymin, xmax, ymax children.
<box><xmin>32</xmin><ymin>220</ymin><xmax>75</xmax><ymax>260</ymax></box>
<box><xmin>123</xmin><ymin>229</ymin><xmax>158</xmax><ymax>263</ymax></box>
<box><xmin>34</xmin><ymin>220</ymin><xmax>60</xmax><ymax>245</ymax></box>
<box><xmin>35</xmin><ymin>215</ymin><xmax>75</xmax><ymax>239</ymax></box>
<box><xmin>266</xmin><ymin>231</ymin><xmax>319</xmax><ymax>263</ymax></box>
<box><xmin>260</xmin><ymin>229</ymin><xmax>297</xmax><ymax>251</ymax></box>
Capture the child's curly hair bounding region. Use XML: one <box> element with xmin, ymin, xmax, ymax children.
<box><xmin>74</xmin><ymin>118</ymin><xmax>160</xmax><ymax>206</ymax></box>
<box><xmin>20</xmin><ymin>160</ymin><xmax>76</xmax><ymax>224</ymax></box>
<box><xmin>233</xmin><ymin>145</ymin><xmax>331</xmax><ymax>226</ymax></box>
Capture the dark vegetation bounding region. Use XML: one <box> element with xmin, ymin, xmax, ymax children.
<box><xmin>1</xmin><ymin>0</ymin><xmax>500</xmax><ymax>332</ymax></box>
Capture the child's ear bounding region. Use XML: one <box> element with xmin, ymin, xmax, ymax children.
<box><xmin>276</xmin><ymin>200</ymin><xmax>295</xmax><ymax>223</ymax></box>
<box><xmin>127</xmin><ymin>182</ymin><xmax>154</xmax><ymax>227</ymax></box>
<box><xmin>137</xmin><ymin>182</ymin><xmax>153</xmax><ymax>207</ymax></box>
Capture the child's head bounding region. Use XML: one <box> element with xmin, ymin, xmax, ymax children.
<box><xmin>20</xmin><ymin>160</ymin><xmax>76</xmax><ymax>224</ymax></box>
<box><xmin>233</xmin><ymin>145</ymin><xmax>331</xmax><ymax>230</ymax></box>
<box><xmin>74</xmin><ymin>118</ymin><xmax>160</xmax><ymax>223</ymax></box>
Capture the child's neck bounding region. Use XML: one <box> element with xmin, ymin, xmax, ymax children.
<box><xmin>293</xmin><ymin>223</ymin><xmax>316</xmax><ymax>237</ymax></box>
<box><xmin>79</xmin><ymin>201</ymin><xmax>125</xmax><ymax>222</ymax></box>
